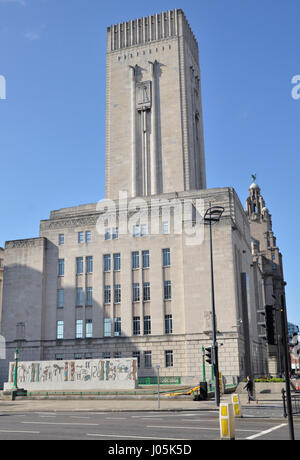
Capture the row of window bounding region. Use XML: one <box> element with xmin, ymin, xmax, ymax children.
<box><xmin>56</xmin><ymin>314</ymin><xmax>173</xmax><ymax>339</ymax></box>
<box><xmin>55</xmin><ymin>350</ymin><xmax>174</xmax><ymax>368</ymax></box>
<box><xmin>59</xmin><ymin>231</ymin><xmax>92</xmax><ymax>246</ymax></box>
<box><xmin>57</xmin><ymin>280</ymin><xmax>171</xmax><ymax>308</ymax></box>
<box><xmin>58</xmin><ymin>249</ymin><xmax>171</xmax><ymax>277</ymax></box>
<box><xmin>58</xmin><ymin>221</ymin><xmax>171</xmax><ymax>246</ymax></box>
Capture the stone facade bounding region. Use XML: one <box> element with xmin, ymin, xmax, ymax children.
<box><xmin>0</xmin><ymin>188</ymin><xmax>267</xmax><ymax>386</ymax></box>
<box><xmin>105</xmin><ymin>9</ymin><xmax>206</xmax><ymax>200</ymax></box>
<box><xmin>0</xmin><ymin>247</ymin><xmax>3</xmax><ymax>329</ymax></box>
<box><xmin>0</xmin><ymin>10</ymin><xmax>269</xmax><ymax>388</ymax></box>
<box><xmin>246</xmin><ymin>181</ymin><xmax>288</xmax><ymax>376</ymax></box>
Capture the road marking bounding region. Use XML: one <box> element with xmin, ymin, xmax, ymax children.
<box><xmin>147</xmin><ymin>425</ymin><xmax>259</xmax><ymax>433</ymax></box>
<box><xmin>245</xmin><ymin>423</ymin><xmax>287</xmax><ymax>440</ymax></box>
<box><xmin>22</xmin><ymin>421</ymin><xmax>99</xmax><ymax>426</ymax></box>
<box><xmin>147</xmin><ymin>425</ymin><xmax>220</xmax><ymax>431</ymax></box>
<box><xmin>0</xmin><ymin>430</ymin><xmax>40</xmax><ymax>434</ymax></box>
<box><xmin>87</xmin><ymin>433</ymin><xmax>188</xmax><ymax>440</ymax></box>
<box><xmin>105</xmin><ymin>417</ymin><xmax>127</xmax><ymax>420</ymax></box>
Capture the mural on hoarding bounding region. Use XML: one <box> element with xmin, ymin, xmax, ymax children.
<box><xmin>9</xmin><ymin>358</ymin><xmax>137</xmax><ymax>386</ymax></box>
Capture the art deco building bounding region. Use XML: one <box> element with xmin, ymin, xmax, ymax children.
<box><xmin>0</xmin><ymin>248</ymin><xmax>3</xmax><ymax>328</ymax></box>
<box><xmin>0</xmin><ymin>9</ymin><xmax>267</xmax><ymax>387</ymax></box>
<box><xmin>246</xmin><ymin>181</ymin><xmax>288</xmax><ymax>376</ymax></box>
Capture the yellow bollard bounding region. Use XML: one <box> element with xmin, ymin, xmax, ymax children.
<box><xmin>219</xmin><ymin>403</ymin><xmax>235</xmax><ymax>440</ymax></box>
<box><xmin>231</xmin><ymin>393</ymin><xmax>242</xmax><ymax>418</ymax></box>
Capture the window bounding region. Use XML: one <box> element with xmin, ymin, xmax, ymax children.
<box><xmin>85</xmin><ymin>353</ymin><xmax>93</xmax><ymax>359</ymax></box>
<box><xmin>165</xmin><ymin>350</ymin><xmax>173</xmax><ymax>367</ymax></box>
<box><xmin>104</xmin><ymin>318</ymin><xmax>112</xmax><ymax>337</ymax></box>
<box><xmin>105</xmin><ymin>229</ymin><xmax>111</xmax><ymax>240</ymax></box>
<box><xmin>76</xmin><ymin>257</ymin><xmax>84</xmax><ymax>275</ymax></box>
<box><xmin>57</xmin><ymin>289</ymin><xmax>64</xmax><ymax>308</ymax></box>
<box><xmin>78</xmin><ymin>231</ymin><xmax>84</xmax><ymax>243</ymax></box>
<box><xmin>103</xmin><ymin>352</ymin><xmax>110</xmax><ymax>359</ymax></box>
<box><xmin>104</xmin><ymin>285</ymin><xmax>111</xmax><ymax>304</ymax></box>
<box><xmin>114</xmin><ymin>284</ymin><xmax>121</xmax><ymax>304</ymax></box>
<box><xmin>114</xmin><ymin>317</ymin><xmax>121</xmax><ymax>336</ymax></box>
<box><xmin>56</xmin><ymin>321</ymin><xmax>64</xmax><ymax>340</ymax></box>
<box><xmin>112</xmin><ymin>227</ymin><xmax>119</xmax><ymax>240</ymax></box>
<box><xmin>76</xmin><ymin>319</ymin><xmax>83</xmax><ymax>339</ymax></box>
<box><xmin>272</xmin><ymin>263</ymin><xmax>277</xmax><ymax>271</ymax></box>
<box><xmin>85</xmin><ymin>319</ymin><xmax>93</xmax><ymax>338</ymax></box>
<box><xmin>143</xmin><ymin>282</ymin><xmax>150</xmax><ymax>301</ymax></box>
<box><xmin>133</xmin><ymin>224</ymin><xmax>140</xmax><ymax>238</ymax></box>
<box><xmin>132</xmin><ymin>251</ymin><xmax>139</xmax><ymax>269</ymax></box>
<box><xmin>74</xmin><ymin>353</ymin><xmax>82</xmax><ymax>360</ymax></box>
<box><xmin>133</xmin><ymin>283</ymin><xmax>140</xmax><ymax>302</ymax></box>
<box><xmin>58</xmin><ymin>234</ymin><xmax>64</xmax><ymax>245</ymax></box>
<box><xmin>142</xmin><ymin>250</ymin><xmax>150</xmax><ymax>269</ymax></box>
<box><xmin>55</xmin><ymin>354</ymin><xmax>64</xmax><ymax>360</ymax></box>
<box><xmin>271</xmin><ymin>253</ymin><xmax>275</xmax><ymax>261</ymax></box>
<box><xmin>113</xmin><ymin>253</ymin><xmax>121</xmax><ymax>271</ymax></box>
<box><xmin>162</xmin><ymin>221</ymin><xmax>169</xmax><ymax>234</ymax></box>
<box><xmin>140</xmin><ymin>224</ymin><xmax>147</xmax><ymax>237</ymax></box>
<box><xmin>164</xmin><ymin>280</ymin><xmax>172</xmax><ymax>300</ymax></box>
<box><xmin>104</xmin><ymin>254</ymin><xmax>111</xmax><ymax>272</ymax></box>
<box><xmin>58</xmin><ymin>259</ymin><xmax>64</xmax><ymax>276</ymax></box>
<box><xmin>114</xmin><ymin>352</ymin><xmax>121</xmax><ymax>358</ymax></box>
<box><xmin>86</xmin><ymin>230</ymin><xmax>92</xmax><ymax>243</ymax></box>
<box><xmin>132</xmin><ymin>351</ymin><xmax>140</xmax><ymax>368</ymax></box>
<box><xmin>144</xmin><ymin>351</ymin><xmax>152</xmax><ymax>368</ymax></box>
<box><xmin>86</xmin><ymin>256</ymin><xmax>93</xmax><ymax>273</ymax></box>
<box><xmin>165</xmin><ymin>314</ymin><xmax>173</xmax><ymax>334</ymax></box>
<box><xmin>86</xmin><ymin>287</ymin><xmax>93</xmax><ymax>306</ymax></box>
<box><xmin>133</xmin><ymin>316</ymin><xmax>140</xmax><ymax>335</ymax></box>
<box><xmin>76</xmin><ymin>287</ymin><xmax>84</xmax><ymax>306</ymax></box>
<box><xmin>162</xmin><ymin>248</ymin><xmax>170</xmax><ymax>267</ymax></box>
<box><xmin>144</xmin><ymin>315</ymin><xmax>151</xmax><ymax>335</ymax></box>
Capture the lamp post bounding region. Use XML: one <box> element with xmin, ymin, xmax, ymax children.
<box><xmin>12</xmin><ymin>348</ymin><xmax>19</xmax><ymax>390</ymax></box>
<box><xmin>156</xmin><ymin>365</ymin><xmax>160</xmax><ymax>409</ymax></box>
<box><xmin>204</xmin><ymin>204</ymin><xmax>224</xmax><ymax>407</ymax></box>
<box><xmin>272</xmin><ymin>293</ymin><xmax>294</xmax><ymax>440</ymax></box>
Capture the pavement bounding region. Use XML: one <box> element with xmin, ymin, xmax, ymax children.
<box><xmin>0</xmin><ymin>391</ymin><xmax>289</xmax><ymax>420</ymax></box>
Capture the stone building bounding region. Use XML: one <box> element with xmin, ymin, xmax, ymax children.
<box><xmin>0</xmin><ymin>247</ymin><xmax>3</xmax><ymax>327</ymax></box>
<box><xmin>0</xmin><ymin>9</ymin><xmax>268</xmax><ymax>387</ymax></box>
<box><xmin>246</xmin><ymin>180</ymin><xmax>288</xmax><ymax>376</ymax></box>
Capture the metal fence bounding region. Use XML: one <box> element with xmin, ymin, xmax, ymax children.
<box><xmin>282</xmin><ymin>389</ymin><xmax>300</xmax><ymax>417</ymax></box>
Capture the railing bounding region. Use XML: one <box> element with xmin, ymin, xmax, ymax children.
<box><xmin>138</xmin><ymin>376</ymin><xmax>181</xmax><ymax>385</ymax></box>
<box><xmin>282</xmin><ymin>389</ymin><xmax>300</xmax><ymax>417</ymax></box>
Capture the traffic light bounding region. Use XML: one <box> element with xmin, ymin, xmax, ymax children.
<box><xmin>205</xmin><ymin>346</ymin><xmax>213</xmax><ymax>365</ymax></box>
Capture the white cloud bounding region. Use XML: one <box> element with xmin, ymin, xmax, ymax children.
<box><xmin>24</xmin><ymin>31</ymin><xmax>40</xmax><ymax>41</ymax></box>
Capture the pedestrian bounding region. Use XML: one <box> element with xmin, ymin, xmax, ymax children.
<box><xmin>244</xmin><ymin>376</ymin><xmax>258</xmax><ymax>404</ymax></box>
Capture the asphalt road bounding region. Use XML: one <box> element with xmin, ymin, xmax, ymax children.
<box><xmin>0</xmin><ymin>409</ymin><xmax>299</xmax><ymax>442</ymax></box>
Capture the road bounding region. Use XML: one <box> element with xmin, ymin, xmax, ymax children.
<box><xmin>0</xmin><ymin>409</ymin><xmax>299</xmax><ymax>441</ymax></box>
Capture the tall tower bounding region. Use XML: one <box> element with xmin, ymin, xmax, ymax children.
<box><xmin>105</xmin><ymin>9</ymin><xmax>207</xmax><ymax>199</ymax></box>
<box><xmin>246</xmin><ymin>180</ymin><xmax>287</xmax><ymax>376</ymax></box>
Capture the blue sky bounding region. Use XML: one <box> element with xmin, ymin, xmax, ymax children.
<box><xmin>0</xmin><ymin>0</ymin><xmax>299</xmax><ymax>324</ymax></box>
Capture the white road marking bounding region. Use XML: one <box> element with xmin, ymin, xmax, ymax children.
<box><xmin>22</xmin><ymin>421</ymin><xmax>99</xmax><ymax>426</ymax></box>
<box><xmin>87</xmin><ymin>433</ymin><xmax>188</xmax><ymax>440</ymax></box>
<box><xmin>246</xmin><ymin>423</ymin><xmax>287</xmax><ymax>440</ymax></box>
<box><xmin>147</xmin><ymin>425</ymin><xmax>259</xmax><ymax>433</ymax></box>
<box><xmin>105</xmin><ymin>417</ymin><xmax>127</xmax><ymax>420</ymax></box>
<box><xmin>0</xmin><ymin>430</ymin><xmax>40</xmax><ymax>434</ymax></box>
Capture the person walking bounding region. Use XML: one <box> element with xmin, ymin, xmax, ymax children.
<box><xmin>244</xmin><ymin>376</ymin><xmax>258</xmax><ymax>404</ymax></box>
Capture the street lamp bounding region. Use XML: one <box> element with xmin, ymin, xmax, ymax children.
<box><xmin>156</xmin><ymin>365</ymin><xmax>160</xmax><ymax>409</ymax></box>
<box><xmin>12</xmin><ymin>348</ymin><xmax>19</xmax><ymax>391</ymax></box>
<box><xmin>204</xmin><ymin>204</ymin><xmax>224</xmax><ymax>407</ymax></box>
<box><xmin>272</xmin><ymin>293</ymin><xmax>295</xmax><ymax>440</ymax></box>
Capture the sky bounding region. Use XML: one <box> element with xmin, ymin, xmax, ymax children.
<box><xmin>0</xmin><ymin>0</ymin><xmax>299</xmax><ymax>324</ymax></box>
